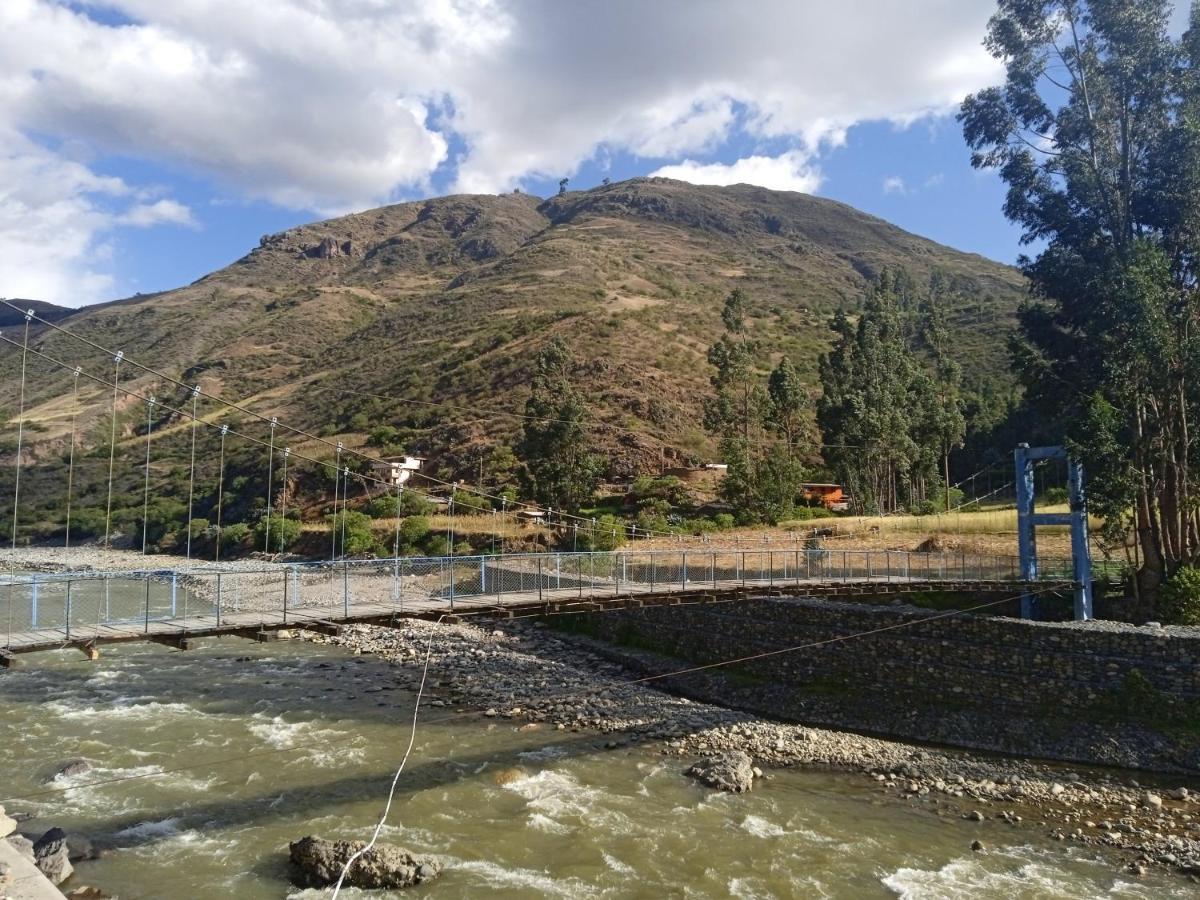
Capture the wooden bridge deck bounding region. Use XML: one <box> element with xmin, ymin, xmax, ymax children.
<box><xmin>0</xmin><ymin>576</ymin><xmax>1065</xmax><ymax>660</ymax></box>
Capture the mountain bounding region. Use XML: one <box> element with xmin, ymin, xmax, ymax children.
<box><xmin>0</xmin><ymin>178</ymin><xmax>1026</xmax><ymax>527</ymax></box>
<box><xmin>0</xmin><ymin>299</ymin><xmax>75</xmax><ymax>328</ymax></box>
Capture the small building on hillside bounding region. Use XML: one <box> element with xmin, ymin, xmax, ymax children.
<box><xmin>802</xmin><ymin>483</ymin><xmax>850</xmax><ymax>512</ymax></box>
<box><xmin>371</xmin><ymin>455</ymin><xmax>424</xmax><ymax>487</ymax></box>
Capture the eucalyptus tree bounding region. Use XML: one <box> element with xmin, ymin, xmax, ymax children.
<box><xmin>960</xmin><ymin>0</ymin><xmax>1200</xmax><ymax>603</ymax></box>
<box><xmin>517</xmin><ymin>338</ymin><xmax>602</xmax><ymax>513</ymax></box>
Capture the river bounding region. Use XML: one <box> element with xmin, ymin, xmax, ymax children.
<box><xmin>0</xmin><ymin>636</ymin><xmax>1191</xmax><ymax>898</ymax></box>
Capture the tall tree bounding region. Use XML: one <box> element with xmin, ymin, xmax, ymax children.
<box><xmin>818</xmin><ymin>277</ymin><xmax>923</xmax><ymax>513</ymax></box>
<box><xmin>705</xmin><ymin>289</ymin><xmax>802</xmax><ymax>522</ymax></box>
<box><xmin>517</xmin><ymin>338</ymin><xmax>602</xmax><ymax>513</ymax></box>
<box><xmin>960</xmin><ymin>0</ymin><xmax>1198</xmax><ymax>605</ymax></box>
<box><xmin>918</xmin><ymin>285</ymin><xmax>967</xmax><ymax>509</ymax></box>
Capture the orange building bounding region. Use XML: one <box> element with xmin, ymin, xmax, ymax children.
<box><xmin>801</xmin><ymin>483</ymin><xmax>849</xmax><ymax>511</ymax></box>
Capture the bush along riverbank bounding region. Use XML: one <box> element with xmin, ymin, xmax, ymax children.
<box><xmin>302</xmin><ymin>616</ymin><xmax>1200</xmax><ymax>882</ymax></box>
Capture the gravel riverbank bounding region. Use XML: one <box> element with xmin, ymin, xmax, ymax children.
<box><xmin>304</xmin><ymin>617</ymin><xmax>1200</xmax><ymax>883</ymax></box>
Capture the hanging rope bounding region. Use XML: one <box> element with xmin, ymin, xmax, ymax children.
<box><xmin>214</xmin><ymin>424</ymin><xmax>228</xmax><ymax>563</ymax></box>
<box><xmin>340</xmin><ymin>464</ymin><xmax>350</xmax><ymax>558</ymax></box>
<box><xmin>331</xmin><ymin>443</ymin><xmax>343</xmax><ymax>563</ymax></box>
<box><xmin>141</xmin><ymin>396</ymin><xmax>156</xmax><ymax>555</ymax></box>
<box><xmin>63</xmin><ymin>366</ymin><xmax>81</xmax><ymax>550</ymax></box>
<box><xmin>102</xmin><ymin>351</ymin><xmax>124</xmax><ymax>550</ymax></box>
<box><xmin>393</xmin><ymin>482</ymin><xmax>403</xmax><ymax>558</ymax></box>
<box><xmin>184</xmin><ymin>385</ymin><xmax>200</xmax><ymax>560</ymax></box>
<box><xmin>277</xmin><ymin>447</ymin><xmax>291</xmax><ymax>556</ymax></box>
<box><xmin>263</xmin><ymin>417</ymin><xmax>277</xmax><ymax>554</ymax></box>
<box><xmin>8</xmin><ymin>311</ymin><xmax>32</xmax><ymax>558</ymax></box>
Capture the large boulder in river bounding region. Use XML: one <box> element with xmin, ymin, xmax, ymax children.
<box><xmin>33</xmin><ymin>827</ymin><xmax>74</xmax><ymax>885</ymax></box>
<box><xmin>289</xmin><ymin>836</ymin><xmax>442</xmax><ymax>890</ymax></box>
<box><xmin>46</xmin><ymin>758</ymin><xmax>92</xmax><ymax>782</ymax></box>
<box><xmin>686</xmin><ymin>751</ymin><xmax>756</xmax><ymax>793</ymax></box>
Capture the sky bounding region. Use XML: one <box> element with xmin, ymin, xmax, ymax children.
<box><xmin>0</xmin><ymin>0</ymin><xmax>1180</xmax><ymax>309</ymax></box>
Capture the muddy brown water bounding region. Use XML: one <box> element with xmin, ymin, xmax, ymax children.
<box><xmin>0</xmin><ymin>637</ymin><xmax>1192</xmax><ymax>899</ymax></box>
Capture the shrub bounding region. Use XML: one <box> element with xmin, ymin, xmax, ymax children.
<box><xmin>330</xmin><ymin>510</ymin><xmax>377</xmax><ymax>556</ymax></box>
<box><xmin>367</xmin><ymin>425</ymin><xmax>399</xmax><ymax>447</ymax></box>
<box><xmin>399</xmin><ymin>491</ymin><xmax>436</xmax><ymax>517</ymax></box>
<box><xmin>789</xmin><ymin>506</ymin><xmax>834</xmax><ymax>521</ymax></box>
<box><xmin>1160</xmin><ymin>566</ymin><xmax>1200</xmax><ymax>625</ymax></box>
<box><xmin>1042</xmin><ymin>486</ymin><xmax>1069</xmax><ymax>505</ymax></box>
<box><xmin>713</xmin><ymin>513</ymin><xmax>736</xmax><ymax>530</ymax></box>
<box><xmin>424</xmin><ymin>534</ymin><xmax>450</xmax><ymax>556</ymax></box>
<box><xmin>221</xmin><ymin>522</ymin><xmax>251</xmax><ymax>554</ymax></box>
<box><xmin>368</xmin><ymin>495</ymin><xmax>400</xmax><ymax>518</ymax></box>
<box><xmin>580</xmin><ymin>513</ymin><xmax>626</xmax><ymax>550</ymax></box>
<box><xmin>255</xmin><ymin>515</ymin><xmax>301</xmax><ymax>553</ymax></box>
<box><xmin>398</xmin><ymin>515</ymin><xmax>431</xmax><ymax>547</ymax></box>
<box><xmin>908</xmin><ymin>500</ymin><xmax>938</xmax><ymax>517</ymax></box>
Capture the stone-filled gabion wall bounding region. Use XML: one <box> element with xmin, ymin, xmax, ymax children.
<box><xmin>569</xmin><ymin>596</ymin><xmax>1200</xmax><ymax>769</ymax></box>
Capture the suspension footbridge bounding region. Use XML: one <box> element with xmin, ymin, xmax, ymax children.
<box><xmin>1</xmin><ymin>548</ymin><xmax>1074</xmax><ymax>660</ymax></box>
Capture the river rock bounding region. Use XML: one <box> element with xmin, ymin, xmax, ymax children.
<box><xmin>1143</xmin><ymin>791</ymin><xmax>1164</xmax><ymax>810</ymax></box>
<box><xmin>65</xmin><ymin>888</ymin><xmax>114</xmax><ymax>899</ymax></box>
<box><xmin>33</xmin><ymin>827</ymin><xmax>74</xmax><ymax>885</ymax></box>
<box><xmin>47</xmin><ymin>758</ymin><xmax>92</xmax><ymax>782</ymax></box>
<box><xmin>685</xmin><ymin>751</ymin><xmax>756</xmax><ymax>793</ymax></box>
<box><xmin>65</xmin><ymin>832</ymin><xmax>98</xmax><ymax>861</ymax></box>
<box><xmin>288</xmin><ymin>835</ymin><xmax>443</xmax><ymax>889</ymax></box>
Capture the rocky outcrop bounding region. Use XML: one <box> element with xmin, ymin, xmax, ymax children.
<box><xmin>32</xmin><ymin>827</ymin><xmax>73</xmax><ymax>885</ymax></box>
<box><xmin>288</xmin><ymin>835</ymin><xmax>442</xmax><ymax>890</ymax></box>
<box><xmin>303</xmin><ymin>237</ymin><xmax>354</xmax><ymax>259</ymax></box>
<box><xmin>686</xmin><ymin>751</ymin><xmax>756</xmax><ymax>793</ymax></box>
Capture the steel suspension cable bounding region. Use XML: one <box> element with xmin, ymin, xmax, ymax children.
<box><xmin>340</xmin><ymin>465</ymin><xmax>349</xmax><ymax>559</ymax></box>
<box><xmin>8</xmin><ymin>312</ymin><xmax>32</xmax><ymax>557</ymax></box>
<box><xmin>0</xmin><ymin>304</ymin><xmax>663</xmax><ymax>538</ymax></box>
<box><xmin>63</xmin><ymin>367</ymin><xmax>81</xmax><ymax>550</ymax></box>
<box><xmin>184</xmin><ymin>386</ymin><xmax>200</xmax><ymax>560</ymax></box>
<box><xmin>214</xmin><ymin>424</ymin><xmax>228</xmax><ymax>563</ymax></box>
<box><xmin>0</xmin><ymin>334</ymin><xmax>690</xmax><ymax>545</ymax></box>
<box><xmin>141</xmin><ymin>396</ymin><xmax>156</xmax><ymax>555</ymax></box>
<box><xmin>103</xmin><ymin>351</ymin><xmax>123</xmax><ymax>550</ymax></box>
<box><xmin>264</xmin><ymin>417</ymin><xmax>277</xmax><ymax>554</ymax></box>
<box><xmin>331</xmin><ymin>443</ymin><xmax>343</xmax><ymax>562</ymax></box>
<box><xmin>277</xmin><ymin>447</ymin><xmax>291</xmax><ymax>556</ymax></box>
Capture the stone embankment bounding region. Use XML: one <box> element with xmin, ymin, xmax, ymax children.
<box><xmin>306</xmin><ymin>617</ymin><xmax>1200</xmax><ymax>881</ymax></box>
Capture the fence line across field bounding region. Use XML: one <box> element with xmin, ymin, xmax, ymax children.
<box><xmin>1</xmin><ymin>549</ymin><xmax>1075</xmax><ymax>646</ymax></box>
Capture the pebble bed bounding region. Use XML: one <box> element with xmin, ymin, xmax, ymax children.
<box><xmin>304</xmin><ymin>618</ymin><xmax>1200</xmax><ymax>882</ymax></box>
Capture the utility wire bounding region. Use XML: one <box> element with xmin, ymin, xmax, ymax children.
<box><xmin>331</xmin><ymin>614</ymin><xmax>443</xmax><ymax>898</ymax></box>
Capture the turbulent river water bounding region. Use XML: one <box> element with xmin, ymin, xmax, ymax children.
<box><xmin>0</xmin><ymin>636</ymin><xmax>1193</xmax><ymax>899</ymax></box>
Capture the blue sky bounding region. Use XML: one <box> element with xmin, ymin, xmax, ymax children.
<box><xmin>1</xmin><ymin>1</ymin><xmax>1048</xmax><ymax>306</ymax></box>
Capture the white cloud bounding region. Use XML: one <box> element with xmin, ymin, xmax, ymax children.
<box><xmin>651</xmin><ymin>150</ymin><xmax>821</xmax><ymax>194</ymax></box>
<box><xmin>116</xmin><ymin>199</ymin><xmax>198</xmax><ymax>229</ymax></box>
<box><xmin>0</xmin><ymin>0</ymin><xmax>1004</xmax><ymax>303</ymax></box>
<box><xmin>882</xmin><ymin>176</ymin><xmax>908</xmax><ymax>195</ymax></box>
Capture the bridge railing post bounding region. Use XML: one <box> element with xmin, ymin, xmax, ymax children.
<box><xmin>64</xmin><ymin>579</ymin><xmax>72</xmax><ymax>640</ymax></box>
<box><xmin>216</xmin><ymin>573</ymin><xmax>223</xmax><ymax>626</ymax></box>
<box><xmin>682</xmin><ymin>551</ymin><xmax>688</xmax><ymax>591</ymax></box>
<box><xmin>343</xmin><ymin>560</ymin><xmax>350</xmax><ymax>617</ymax></box>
